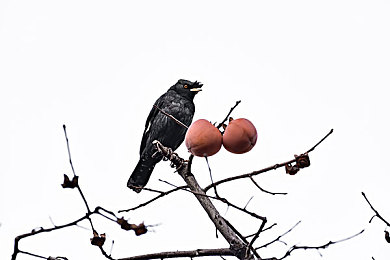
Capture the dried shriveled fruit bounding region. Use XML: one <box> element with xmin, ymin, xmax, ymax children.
<box><xmin>90</xmin><ymin>231</ymin><xmax>106</xmax><ymax>247</ymax></box>
<box><xmin>385</xmin><ymin>231</ymin><xmax>390</xmax><ymax>243</ymax></box>
<box><xmin>61</xmin><ymin>174</ymin><xmax>78</xmax><ymax>189</ymax></box>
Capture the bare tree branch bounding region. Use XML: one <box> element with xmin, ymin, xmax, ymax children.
<box><xmin>362</xmin><ymin>192</ymin><xmax>390</xmax><ymax>226</ymax></box>
<box><xmin>153</xmin><ymin>164</ymin><xmax>267</xmax><ymax>223</ymax></box>
<box><xmin>204</xmin><ymin>129</ymin><xmax>333</xmax><ymax>193</ymax></box>
<box><xmin>12</xmin><ymin>107</ymin><xmax>340</xmax><ymax>260</ymax></box>
<box><xmin>216</xmin><ymin>100</ymin><xmax>241</xmax><ymax>130</ymax></box>
<box><xmin>246</xmin><ymin>221</ymin><xmax>267</xmax><ymax>257</ymax></box>
<box><xmin>12</xmin><ymin>126</ymin><xmax>147</xmax><ymax>260</ymax></box>
<box><xmin>118</xmin><ymin>248</ymin><xmax>236</xmax><ymax>260</ymax></box>
<box><xmin>257</xmin><ymin>221</ymin><xmax>302</xmax><ymax>250</ymax></box>
<box><xmin>119</xmin><ymin>186</ymin><xmax>187</xmax><ymax>213</ymax></box>
<box><xmin>250</xmin><ymin>176</ymin><xmax>287</xmax><ymax>196</ymax></box>
<box><xmin>245</xmin><ymin>223</ymin><xmax>277</xmax><ymax>239</ymax></box>
<box><xmin>152</xmin><ymin>140</ymin><xmax>258</xmax><ymax>259</ymax></box>
<box><xmin>12</xmin><ymin>210</ymin><xmax>92</xmax><ymax>260</ymax></box>
<box><xmin>268</xmin><ymin>229</ymin><xmax>365</xmax><ymax>260</ymax></box>
<box><xmin>63</xmin><ymin>125</ymin><xmax>94</xmax><ymax>224</ymax></box>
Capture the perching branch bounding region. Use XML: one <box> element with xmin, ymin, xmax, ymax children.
<box><xmin>152</xmin><ymin>140</ymin><xmax>259</xmax><ymax>259</ymax></box>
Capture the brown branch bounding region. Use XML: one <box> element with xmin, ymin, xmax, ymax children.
<box><xmin>204</xmin><ymin>129</ymin><xmax>333</xmax><ymax>192</ymax></box>
<box><xmin>152</xmin><ymin>140</ymin><xmax>257</xmax><ymax>259</ymax></box>
<box><xmin>216</xmin><ymin>100</ymin><xmax>241</xmax><ymax>129</ymax></box>
<box><xmin>362</xmin><ymin>192</ymin><xmax>390</xmax><ymax>226</ymax></box>
<box><xmin>118</xmin><ymin>248</ymin><xmax>236</xmax><ymax>260</ymax></box>
<box><xmin>204</xmin><ymin>158</ymin><xmax>295</xmax><ymax>193</ymax></box>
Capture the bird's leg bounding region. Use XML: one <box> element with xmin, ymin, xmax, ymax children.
<box><xmin>152</xmin><ymin>140</ymin><xmax>186</xmax><ymax>169</ymax></box>
<box><xmin>151</xmin><ymin>141</ymin><xmax>170</xmax><ymax>160</ymax></box>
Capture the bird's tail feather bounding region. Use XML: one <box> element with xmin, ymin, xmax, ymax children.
<box><xmin>127</xmin><ymin>159</ymin><xmax>156</xmax><ymax>193</ymax></box>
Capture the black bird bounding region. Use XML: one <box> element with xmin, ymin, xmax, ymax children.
<box><xmin>127</xmin><ymin>79</ymin><xmax>203</xmax><ymax>192</ymax></box>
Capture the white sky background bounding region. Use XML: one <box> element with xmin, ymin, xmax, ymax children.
<box><xmin>1</xmin><ymin>0</ymin><xmax>390</xmax><ymax>259</ymax></box>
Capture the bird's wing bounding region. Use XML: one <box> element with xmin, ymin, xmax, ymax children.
<box><xmin>140</xmin><ymin>106</ymin><xmax>157</xmax><ymax>155</ymax></box>
<box><xmin>139</xmin><ymin>94</ymin><xmax>169</xmax><ymax>155</ymax></box>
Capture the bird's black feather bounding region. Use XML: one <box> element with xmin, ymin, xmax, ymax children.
<box><xmin>128</xmin><ymin>79</ymin><xmax>202</xmax><ymax>192</ymax></box>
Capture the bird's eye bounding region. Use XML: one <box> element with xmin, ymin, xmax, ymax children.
<box><xmin>184</xmin><ymin>85</ymin><xmax>188</xmax><ymax>89</ymax></box>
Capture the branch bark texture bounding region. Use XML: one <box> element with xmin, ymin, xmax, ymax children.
<box><xmin>153</xmin><ymin>141</ymin><xmax>256</xmax><ymax>260</ymax></box>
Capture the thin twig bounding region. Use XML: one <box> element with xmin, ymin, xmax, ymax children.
<box><xmin>119</xmin><ymin>186</ymin><xmax>187</xmax><ymax>213</ymax></box>
<box><xmin>205</xmin><ymin>156</ymin><xmax>219</xmax><ymax>197</ymax></box>
<box><xmin>246</xmin><ymin>220</ymin><xmax>267</xmax><ymax>257</ymax></box>
<box><xmin>245</xmin><ymin>223</ymin><xmax>277</xmax><ymax>239</ymax></box>
<box><xmin>18</xmin><ymin>251</ymin><xmax>47</xmax><ymax>259</ymax></box>
<box><xmin>216</xmin><ymin>100</ymin><xmax>241</xmax><ymax>129</ymax></box>
<box><xmin>12</xmin><ymin>212</ymin><xmax>92</xmax><ymax>260</ymax></box>
<box><xmin>257</xmin><ymin>221</ymin><xmax>302</xmax><ymax>250</ymax></box>
<box><xmin>99</xmin><ymin>246</ymin><xmax>115</xmax><ymax>260</ymax></box>
<box><xmin>63</xmin><ymin>125</ymin><xmax>76</xmax><ymax>177</ymax></box>
<box><xmin>204</xmin><ymin>158</ymin><xmax>295</xmax><ymax>193</ymax></box>
<box><xmin>158</xmin><ymin>176</ymin><xmax>266</xmax><ymax>221</ymax></box>
<box><xmin>110</xmin><ymin>241</ymin><xmax>115</xmax><ymax>257</ymax></box>
<box><xmin>273</xmin><ymin>229</ymin><xmax>364</xmax><ymax>260</ymax></box>
<box><xmin>362</xmin><ymin>192</ymin><xmax>390</xmax><ymax>226</ymax></box>
<box><xmin>244</xmin><ymin>196</ymin><xmax>254</xmax><ymax>210</ymax></box>
<box><xmin>204</xmin><ymin>129</ymin><xmax>334</xmax><ymax>192</ymax></box>
<box><xmin>63</xmin><ymin>125</ymin><xmax>94</xmax><ymax>226</ymax></box>
<box><xmin>153</xmin><ymin>105</ymin><xmax>189</xmax><ymax>129</ymax></box>
<box><xmin>250</xmin><ymin>176</ymin><xmax>287</xmax><ymax>196</ymax></box>
<box><xmin>306</xmin><ymin>129</ymin><xmax>333</xmax><ymax>153</ymax></box>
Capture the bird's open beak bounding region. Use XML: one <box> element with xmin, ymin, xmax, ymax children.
<box><xmin>190</xmin><ymin>81</ymin><xmax>203</xmax><ymax>92</ymax></box>
<box><xmin>190</xmin><ymin>88</ymin><xmax>202</xmax><ymax>92</ymax></box>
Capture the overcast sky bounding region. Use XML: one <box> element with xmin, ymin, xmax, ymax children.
<box><xmin>1</xmin><ymin>1</ymin><xmax>390</xmax><ymax>259</ymax></box>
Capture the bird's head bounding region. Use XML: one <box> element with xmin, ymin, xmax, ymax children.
<box><xmin>169</xmin><ymin>79</ymin><xmax>203</xmax><ymax>100</ymax></box>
